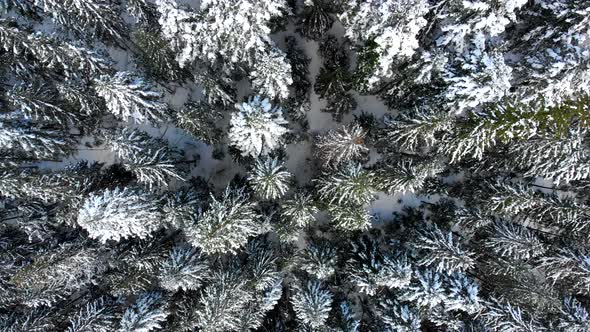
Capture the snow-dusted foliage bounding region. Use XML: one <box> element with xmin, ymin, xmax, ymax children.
<box><xmin>194</xmin><ymin>269</ymin><xmax>251</xmax><ymax>332</ymax></box>
<box><xmin>315</xmin><ymin>123</ymin><xmax>369</xmax><ymax>167</ymax></box>
<box><xmin>340</xmin><ymin>0</ymin><xmax>429</xmax><ymax>86</ymax></box>
<box><xmin>299</xmin><ymin>0</ymin><xmax>334</xmax><ymax>40</ymax></box>
<box><xmin>229</xmin><ymin>96</ymin><xmax>289</xmax><ymax>157</ymax></box>
<box><xmin>539</xmin><ymin>250</ymin><xmax>590</xmax><ymax>293</ymax></box>
<box><xmin>250</xmin><ymin>48</ymin><xmax>293</xmax><ymax>100</ymax></box>
<box><xmin>378</xmin><ymin>158</ymin><xmax>445</xmax><ymax>194</ymax></box>
<box><xmin>184</xmin><ymin>187</ymin><xmax>261</xmax><ymax>254</ymax></box>
<box><xmin>485</xmin><ymin>222</ymin><xmax>547</xmax><ymax>260</ymax></box>
<box><xmin>29</xmin><ymin>0</ymin><xmax>127</xmax><ymax>41</ymax></box>
<box><xmin>376</xmin><ymin>299</ymin><xmax>421</xmax><ymax>332</ymax></box>
<box><xmin>281</xmin><ymin>192</ymin><xmax>319</xmax><ymax>227</ymax></box>
<box><xmin>248</xmin><ymin>158</ymin><xmax>292</xmax><ymax>200</ymax></box>
<box><xmin>155</xmin><ymin>0</ymin><xmax>292</xmax><ymax>99</ymax></box>
<box><xmin>347</xmin><ymin>238</ymin><xmax>413</xmax><ymax>295</ymax></box>
<box><xmin>105</xmin><ymin>128</ymin><xmax>184</xmax><ymax>190</ymax></box>
<box><xmin>158</xmin><ymin>245</ymin><xmax>208</xmax><ymax>292</ymax></box>
<box><xmin>291</xmin><ymin>280</ymin><xmax>333</xmax><ymax>329</ymax></box>
<box><xmin>330</xmin><ymin>301</ymin><xmax>360</xmax><ymax>332</ymax></box>
<box><xmin>156</xmin><ymin>0</ymin><xmax>287</xmax><ymax>67</ymax></box>
<box><xmin>327</xmin><ymin>204</ymin><xmax>372</xmax><ymax>231</ymax></box>
<box><xmin>444</xmin><ymin>273</ymin><xmax>482</xmax><ymax>315</ymax></box>
<box><xmin>559</xmin><ymin>296</ymin><xmax>590</xmax><ymax>332</ymax></box>
<box><xmin>66</xmin><ymin>298</ymin><xmax>114</xmax><ymax>332</ymax></box>
<box><xmin>0</xmin><ymin>121</ymin><xmax>74</xmax><ymax>161</ymax></box>
<box><xmin>76</xmin><ymin>187</ymin><xmax>161</xmax><ymax>243</ymax></box>
<box><xmin>435</xmin><ymin>0</ymin><xmax>527</xmax><ymax>53</ymax></box>
<box><xmin>175</xmin><ymin>101</ymin><xmax>223</xmax><ymax>144</ymax></box>
<box><xmin>402</xmin><ymin>269</ymin><xmax>446</xmax><ymax>309</ymax></box>
<box><xmin>94</xmin><ymin>72</ymin><xmax>168</xmax><ymax>123</ymax></box>
<box><xmin>415</xmin><ymin>226</ymin><xmax>476</xmax><ymax>274</ymax></box>
<box><xmin>384</xmin><ymin>108</ymin><xmax>453</xmax><ymax>153</ymax></box>
<box><xmin>512</xmin><ymin>0</ymin><xmax>590</xmax><ymax>105</ymax></box>
<box><xmin>299</xmin><ymin>241</ymin><xmax>338</xmax><ymax>280</ymax></box>
<box><xmin>316</xmin><ymin>163</ymin><xmax>376</xmax><ymax>206</ymax></box>
<box><xmin>482</xmin><ymin>298</ymin><xmax>546</xmax><ymax>332</ymax></box>
<box><xmin>119</xmin><ymin>292</ymin><xmax>168</xmax><ymax>332</ymax></box>
<box><xmin>443</xmin><ymin>52</ymin><xmax>513</xmax><ymax>113</ymax></box>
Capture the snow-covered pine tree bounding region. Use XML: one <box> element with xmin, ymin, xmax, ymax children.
<box><xmin>281</xmin><ymin>191</ymin><xmax>319</xmax><ymax>227</ymax></box>
<box><xmin>183</xmin><ymin>187</ymin><xmax>262</xmax><ymax>254</ymax></box>
<box><xmin>375</xmin><ymin>298</ymin><xmax>421</xmax><ymax>331</ymax></box>
<box><xmin>315</xmin><ymin>123</ymin><xmax>369</xmax><ymax>168</ymax></box>
<box><xmin>66</xmin><ymin>297</ymin><xmax>115</xmax><ymax>332</ymax></box>
<box><xmin>291</xmin><ymin>280</ymin><xmax>333</xmax><ymax>329</ymax></box>
<box><xmin>229</xmin><ymin>96</ymin><xmax>289</xmax><ymax>158</ymax></box>
<box><xmin>248</xmin><ymin>157</ymin><xmax>292</xmax><ymax>200</ymax></box>
<box><xmin>298</xmin><ymin>240</ymin><xmax>338</xmax><ymax>280</ymax></box>
<box><xmin>175</xmin><ymin>101</ymin><xmax>223</xmax><ymax>145</ymax></box>
<box><xmin>155</xmin><ymin>0</ymin><xmax>292</xmax><ymax>100</ymax></box>
<box><xmin>414</xmin><ymin>225</ymin><xmax>476</xmax><ymax>274</ymax></box>
<box><xmin>298</xmin><ymin>0</ymin><xmax>334</xmax><ymax>41</ymax></box>
<box><xmin>327</xmin><ymin>203</ymin><xmax>372</xmax><ymax>231</ymax></box>
<box><xmin>0</xmin><ymin>120</ymin><xmax>74</xmax><ymax>164</ymax></box>
<box><xmin>340</xmin><ymin>0</ymin><xmax>429</xmax><ymax>89</ymax></box>
<box><xmin>158</xmin><ymin>245</ymin><xmax>208</xmax><ymax>292</ymax></box>
<box><xmin>509</xmin><ymin>0</ymin><xmax>590</xmax><ymax>105</ymax></box>
<box><xmin>133</xmin><ymin>28</ymin><xmax>186</xmax><ymax>82</ymax></box>
<box><xmin>376</xmin><ymin>158</ymin><xmax>445</xmax><ymax>194</ymax></box>
<box><xmin>105</xmin><ymin>128</ymin><xmax>184</xmax><ymax>190</ymax></box>
<box><xmin>77</xmin><ymin>187</ymin><xmax>162</xmax><ymax>243</ymax></box>
<box><xmin>250</xmin><ymin>48</ymin><xmax>293</xmax><ymax>100</ymax></box>
<box><xmin>346</xmin><ymin>237</ymin><xmax>413</xmax><ymax>296</ymax></box>
<box><xmin>94</xmin><ymin>72</ymin><xmax>169</xmax><ymax>123</ymax></box>
<box><xmin>316</xmin><ymin>163</ymin><xmax>376</xmax><ymax>206</ymax></box>
<box><xmin>119</xmin><ymin>291</ymin><xmax>169</xmax><ymax>332</ymax></box>
<box><xmin>29</xmin><ymin>0</ymin><xmax>127</xmax><ymax>42</ymax></box>
<box><xmin>275</xmin><ymin>191</ymin><xmax>319</xmax><ymax>241</ymax></box>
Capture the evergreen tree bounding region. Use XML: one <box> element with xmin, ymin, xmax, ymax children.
<box><xmin>76</xmin><ymin>187</ymin><xmax>162</xmax><ymax>243</ymax></box>
<box><xmin>175</xmin><ymin>101</ymin><xmax>223</xmax><ymax>145</ymax></box>
<box><xmin>298</xmin><ymin>240</ymin><xmax>338</xmax><ymax>280</ymax></box>
<box><xmin>155</xmin><ymin>0</ymin><xmax>292</xmax><ymax>99</ymax></box>
<box><xmin>133</xmin><ymin>28</ymin><xmax>185</xmax><ymax>82</ymax></box>
<box><xmin>119</xmin><ymin>292</ymin><xmax>169</xmax><ymax>332</ymax></box>
<box><xmin>375</xmin><ymin>299</ymin><xmax>421</xmax><ymax>332</ymax></box>
<box><xmin>66</xmin><ymin>298</ymin><xmax>115</xmax><ymax>332</ymax></box>
<box><xmin>340</xmin><ymin>0</ymin><xmax>429</xmax><ymax>89</ymax></box>
<box><xmin>229</xmin><ymin>96</ymin><xmax>289</xmax><ymax>158</ymax></box>
<box><xmin>314</xmin><ymin>35</ymin><xmax>357</xmax><ymax>120</ymax></box>
<box><xmin>94</xmin><ymin>72</ymin><xmax>169</xmax><ymax>123</ymax></box>
<box><xmin>414</xmin><ymin>225</ymin><xmax>476</xmax><ymax>274</ymax></box>
<box><xmin>291</xmin><ymin>280</ymin><xmax>333</xmax><ymax>329</ymax></box>
<box><xmin>31</xmin><ymin>0</ymin><xmax>127</xmax><ymax>42</ymax></box>
<box><xmin>281</xmin><ymin>192</ymin><xmax>319</xmax><ymax>227</ymax></box>
<box><xmin>250</xmin><ymin>48</ymin><xmax>293</xmax><ymax>100</ymax></box>
<box><xmin>248</xmin><ymin>157</ymin><xmax>292</xmax><ymax>200</ymax></box>
<box><xmin>184</xmin><ymin>187</ymin><xmax>262</xmax><ymax>254</ymax></box>
<box><xmin>346</xmin><ymin>237</ymin><xmax>412</xmax><ymax>295</ymax></box>
<box><xmin>298</xmin><ymin>0</ymin><xmax>334</xmax><ymax>41</ymax></box>
<box><xmin>315</xmin><ymin>123</ymin><xmax>369</xmax><ymax>168</ymax></box>
<box><xmin>105</xmin><ymin>128</ymin><xmax>184</xmax><ymax>190</ymax></box>
<box><xmin>158</xmin><ymin>245</ymin><xmax>208</xmax><ymax>292</ymax></box>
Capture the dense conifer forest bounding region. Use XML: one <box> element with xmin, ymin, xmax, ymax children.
<box><xmin>1</xmin><ymin>0</ymin><xmax>590</xmax><ymax>331</ymax></box>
